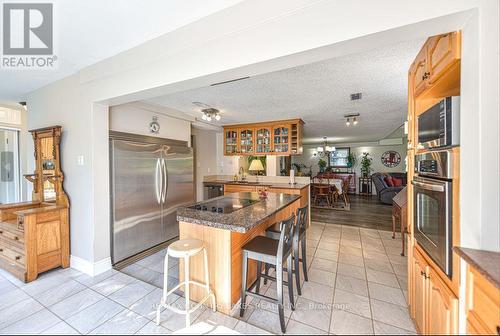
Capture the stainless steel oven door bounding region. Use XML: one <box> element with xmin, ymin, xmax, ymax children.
<box><xmin>412</xmin><ymin>176</ymin><xmax>452</xmax><ymax>276</ymax></box>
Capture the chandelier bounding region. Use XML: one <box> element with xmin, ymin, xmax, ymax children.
<box><xmin>201</xmin><ymin>108</ymin><xmax>221</xmax><ymax>121</ymax></box>
<box><xmin>315</xmin><ymin>136</ymin><xmax>336</xmax><ymax>158</ymax></box>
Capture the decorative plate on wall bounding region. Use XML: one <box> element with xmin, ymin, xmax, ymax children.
<box><xmin>381</xmin><ymin>150</ymin><xmax>401</xmax><ymax>168</ymax></box>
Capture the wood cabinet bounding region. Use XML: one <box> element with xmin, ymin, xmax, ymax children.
<box><xmin>0</xmin><ymin>126</ymin><xmax>70</xmax><ymax>282</ymax></box>
<box><xmin>224</xmin><ymin>128</ymin><xmax>238</xmax><ymax>155</ymax></box>
<box><xmin>255</xmin><ymin>126</ymin><xmax>272</xmax><ymax>154</ymax></box>
<box><xmin>223</xmin><ymin>119</ymin><xmax>303</xmax><ymax>156</ymax></box>
<box><xmin>466</xmin><ymin>266</ymin><xmax>500</xmax><ymax>335</ymax></box>
<box><xmin>427</xmin><ymin>33</ymin><xmax>461</xmax><ymax>84</ymax></box>
<box><xmin>411</xmin><ymin>246</ymin><xmax>458</xmax><ymax>334</ymax></box>
<box><xmin>409</xmin><ymin>31</ymin><xmax>460</xmax><ymax>98</ymax></box>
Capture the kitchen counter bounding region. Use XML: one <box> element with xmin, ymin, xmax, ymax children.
<box><xmin>454</xmin><ymin>247</ymin><xmax>500</xmax><ymax>289</ymax></box>
<box><xmin>177</xmin><ymin>192</ymin><xmax>300</xmax><ymax>233</ymax></box>
<box><xmin>203</xmin><ymin>180</ymin><xmax>309</xmax><ymax>190</ymax></box>
<box><xmin>177</xmin><ymin>191</ymin><xmax>302</xmax><ymax>314</ymax></box>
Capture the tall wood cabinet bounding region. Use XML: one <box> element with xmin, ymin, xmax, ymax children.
<box><xmin>0</xmin><ymin>126</ymin><xmax>70</xmax><ymax>282</ymax></box>
<box><xmin>407</xmin><ymin>31</ymin><xmax>461</xmax><ymax>334</ymax></box>
<box><xmin>223</xmin><ymin>119</ymin><xmax>303</xmax><ymax>156</ymax></box>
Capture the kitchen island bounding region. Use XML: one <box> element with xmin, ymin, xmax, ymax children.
<box><xmin>176</xmin><ymin>192</ymin><xmax>301</xmax><ymax>314</ymax></box>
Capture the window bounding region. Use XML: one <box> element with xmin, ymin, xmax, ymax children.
<box><xmin>329</xmin><ymin>147</ymin><xmax>350</xmax><ymax>168</ymax></box>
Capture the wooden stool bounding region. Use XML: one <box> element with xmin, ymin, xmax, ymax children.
<box><xmin>265</xmin><ymin>205</ymin><xmax>309</xmax><ymax>295</ymax></box>
<box><xmin>240</xmin><ymin>215</ymin><xmax>296</xmax><ymax>333</ymax></box>
<box><xmin>156</xmin><ymin>239</ymin><xmax>216</xmax><ymax>327</ymax></box>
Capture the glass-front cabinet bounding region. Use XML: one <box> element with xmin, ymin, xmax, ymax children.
<box><xmin>239</xmin><ymin>128</ymin><xmax>254</xmax><ymax>154</ymax></box>
<box><xmin>223</xmin><ymin>119</ymin><xmax>303</xmax><ymax>156</ymax></box>
<box><xmin>272</xmin><ymin>125</ymin><xmax>290</xmax><ymax>154</ymax></box>
<box><xmin>255</xmin><ymin>127</ymin><xmax>272</xmax><ymax>154</ymax></box>
<box><xmin>224</xmin><ymin>129</ymin><xmax>238</xmax><ymax>155</ymax></box>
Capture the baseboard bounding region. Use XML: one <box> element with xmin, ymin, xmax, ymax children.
<box><xmin>70</xmin><ymin>255</ymin><xmax>112</xmax><ymax>276</ymax></box>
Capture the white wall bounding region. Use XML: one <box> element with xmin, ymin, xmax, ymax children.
<box><xmin>25</xmin><ymin>0</ymin><xmax>498</xmax><ymax>274</ymax></box>
<box><xmin>109</xmin><ymin>102</ymin><xmax>192</xmax><ymax>144</ymax></box>
<box><xmin>192</xmin><ymin>128</ymin><xmax>218</xmax><ymax>201</ymax></box>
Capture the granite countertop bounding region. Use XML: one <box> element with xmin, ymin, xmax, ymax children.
<box><xmin>203</xmin><ymin>180</ymin><xmax>309</xmax><ymax>190</ymax></box>
<box><xmin>177</xmin><ymin>192</ymin><xmax>300</xmax><ymax>233</ymax></box>
<box><xmin>454</xmin><ymin>247</ymin><xmax>500</xmax><ymax>289</ymax></box>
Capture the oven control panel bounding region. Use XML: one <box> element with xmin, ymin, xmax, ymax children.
<box><xmin>415</xmin><ymin>150</ymin><xmax>454</xmax><ymax>179</ymax></box>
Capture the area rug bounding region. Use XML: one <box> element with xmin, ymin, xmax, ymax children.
<box><xmin>312</xmin><ymin>202</ymin><xmax>351</xmax><ymax>211</ymax></box>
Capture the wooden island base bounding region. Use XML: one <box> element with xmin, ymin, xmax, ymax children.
<box><xmin>178</xmin><ymin>197</ymin><xmax>300</xmax><ymax>314</ymax></box>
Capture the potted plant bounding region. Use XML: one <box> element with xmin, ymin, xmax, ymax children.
<box><xmin>318</xmin><ymin>158</ymin><xmax>327</xmax><ymax>173</ymax></box>
<box><xmin>292</xmin><ymin>163</ymin><xmax>304</xmax><ymax>176</ymax></box>
<box><xmin>360</xmin><ymin>152</ymin><xmax>373</xmax><ymax>177</ymax></box>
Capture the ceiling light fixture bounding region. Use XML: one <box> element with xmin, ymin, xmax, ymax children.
<box><xmin>314</xmin><ymin>137</ymin><xmax>336</xmax><ymax>157</ymax></box>
<box><xmin>201</xmin><ymin>108</ymin><xmax>221</xmax><ymax>122</ymax></box>
<box><xmin>344</xmin><ymin>113</ymin><xmax>360</xmax><ymax>126</ymax></box>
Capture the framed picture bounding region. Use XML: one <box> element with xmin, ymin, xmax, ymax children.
<box><xmin>381</xmin><ymin>150</ymin><xmax>401</xmax><ymax>168</ymax></box>
<box><xmin>329</xmin><ymin>147</ymin><xmax>350</xmax><ymax>168</ymax></box>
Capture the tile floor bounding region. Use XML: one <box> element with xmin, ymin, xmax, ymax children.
<box><xmin>0</xmin><ymin>222</ymin><xmax>415</xmax><ymax>335</ymax></box>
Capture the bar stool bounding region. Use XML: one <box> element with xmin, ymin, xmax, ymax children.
<box><xmin>156</xmin><ymin>239</ymin><xmax>216</xmax><ymax>328</ymax></box>
<box><xmin>265</xmin><ymin>205</ymin><xmax>309</xmax><ymax>295</ymax></box>
<box><xmin>240</xmin><ymin>215</ymin><xmax>295</xmax><ymax>333</ymax></box>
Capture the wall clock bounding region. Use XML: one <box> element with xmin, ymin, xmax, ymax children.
<box><xmin>381</xmin><ymin>150</ymin><xmax>401</xmax><ymax>168</ymax></box>
<box><xmin>149</xmin><ymin>116</ymin><xmax>160</xmax><ymax>134</ymax></box>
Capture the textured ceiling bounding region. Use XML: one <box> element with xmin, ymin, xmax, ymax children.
<box><xmin>146</xmin><ymin>38</ymin><xmax>424</xmax><ymax>144</ymax></box>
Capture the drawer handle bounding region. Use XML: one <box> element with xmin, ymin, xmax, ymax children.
<box><xmin>15</xmin><ymin>256</ymin><xmax>21</xmax><ymax>261</ymax></box>
<box><xmin>0</xmin><ymin>248</ymin><xmax>3</xmax><ymax>252</ymax></box>
<box><xmin>14</xmin><ymin>236</ymin><xmax>19</xmax><ymax>240</ymax></box>
<box><xmin>0</xmin><ymin>230</ymin><xmax>3</xmax><ymax>234</ymax></box>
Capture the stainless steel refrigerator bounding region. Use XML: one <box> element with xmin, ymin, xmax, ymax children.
<box><xmin>110</xmin><ymin>131</ymin><xmax>194</xmax><ymax>264</ymax></box>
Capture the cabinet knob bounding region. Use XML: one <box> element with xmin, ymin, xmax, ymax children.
<box><xmin>15</xmin><ymin>256</ymin><xmax>21</xmax><ymax>261</ymax></box>
<box><xmin>0</xmin><ymin>248</ymin><xmax>3</xmax><ymax>252</ymax></box>
<box><xmin>0</xmin><ymin>230</ymin><xmax>3</xmax><ymax>234</ymax></box>
<box><xmin>14</xmin><ymin>236</ymin><xmax>19</xmax><ymax>241</ymax></box>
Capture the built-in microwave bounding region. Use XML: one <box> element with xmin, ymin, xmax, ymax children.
<box><xmin>417</xmin><ymin>96</ymin><xmax>460</xmax><ymax>149</ymax></box>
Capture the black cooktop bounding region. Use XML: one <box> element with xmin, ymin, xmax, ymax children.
<box><xmin>189</xmin><ymin>197</ymin><xmax>260</xmax><ymax>214</ymax></box>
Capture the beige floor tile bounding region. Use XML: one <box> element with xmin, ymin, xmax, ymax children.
<box><xmin>330</xmin><ymin>309</ymin><xmax>373</xmax><ymax>335</ymax></box>
<box><xmin>336</xmin><ymin>274</ymin><xmax>369</xmax><ymax>297</ymax></box>
<box><xmin>391</xmin><ymin>263</ymin><xmax>407</xmax><ymax>277</ymax></box>
<box><xmin>340</xmin><ymin>239</ymin><xmax>362</xmax><ymax>249</ymax></box>
<box><xmin>310</xmin><ymin>257</ymin><xmax>337</xmax><ymax>273</ymax></box>
<box><xmin>364</xmin><ymin>258</ymin><xmax>393</xmax><ymax>273</ymax></box>
<box><xmin>314</xmin><ymin>248</ymin><xmax>338</xmax><ymax>261</ymax></box>
<box><xmin>300</xmin><ymin>281</ymin><xmax>334</xmax><ymax>304</ymax></box>
<box><xmin>307</xmin><ymin>268</ymin><xmax>336</xmax><ymax>287</ymax></box>
<box><xmin>373</xmin><ymin>320</ymin><xmax>417</xmax><ymax>335</ymax></box>
<box><xmin>317</xmin><ymin>241</ymin><xmax>339</xmax><ymax>252</ymax></box>
<box><xmin>338</xmin><ymin>253</ymin><xmax>365</xmax><ymax>267</ymax></box>
<box><xmin>337</xmin><ymin>262</ymin><xmax>366</xmax><ymax>280</ymax></box>
<box><xmin>341</xmin><ymin>233</ymin><xmax>361</xmax><ymax>241</ymax></box>
<box><xmin>246</xmin><ymin>306</ymin><xmax>286</xmax><ymax>335</ymax></box>
<box><xmin>366</xmin><ymin>269</ymin><xmax>400</xmax><ymax>288</ymax></box>
<box><xmin>340</xmin><ymin>245</ymin><xmax>363</xmax><ymax>257</ymax></box>
<box><xmin>320</xmin><ymin>235</ymin><xmax>340</xmax><ymax>244</ymax></box>
<box><xmin>286</xmin><ymin>319</ymin><xmax>328</xmax><ymax>334</ymax></box>
<box><xmin>371</xmin><ymin>299</ymin><xmax>416</xmax><ymax>332</ymax></box>
<box><xmin>368</xmin><ymin>282</ymin><xmax>406</xmax><ymax>306</ymax></box>
<box><xmin>290</xmin><ymin>298</ymin><xmax>332</xmax><ymax>331</ymax></box>
<box><xmin>333</xmin><ymin>289</ymin><xmax>371</xmax><ymax>318</ymax></box>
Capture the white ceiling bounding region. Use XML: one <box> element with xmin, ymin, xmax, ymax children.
<box><xmin>0</xmin><ymin>0</ymin><xmax>243</xmax><ymax>101</ymax></box>
<box><xmin>146</xmin><ymin>38</ymin><xmax>425</xmax><ymax>144</ymax></box>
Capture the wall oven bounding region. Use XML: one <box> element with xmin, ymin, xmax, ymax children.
<box><xmin>412</xmin><ymin>150</ymin><xmax>454</xmax><ymax>277</ymax></box>
<box><xmin>417</xmin><ymin>96</ymin><xmax>460</xmax><ymax>149</ymax></box>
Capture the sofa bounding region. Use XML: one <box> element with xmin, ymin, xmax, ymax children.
<box><xmin>371</xmin><ymin>172</ymin><xmax>407</xmax><ymax>205</ymax></box>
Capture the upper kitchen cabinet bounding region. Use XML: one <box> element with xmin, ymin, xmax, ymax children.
<box><xmin>239</xmin><ymin>128</ymin><xmax>254</xmax><ymax>154</ymax></box>
<box><xmin>427</xmin><ymin>33</ymin><xmax>461</xmax><ymax>84</ymax></box>
<box><xmin>410</xmin><ymin>31</ymin><xmax>461</xmax><ymax>98</ymax></box>
<box><xmin>223</xmin><ymin>119</ymin><xmax>303</xmax><ymax>156</ymax></box>
<box><xmin>255</xmin><ymin>126</ymin><xmax>272</xmax><ymax>154</ymax></box>
<box><xmin>224</xmin><ymin>128</ymin><xmax>238</xmax><ymax>155</ymax></box>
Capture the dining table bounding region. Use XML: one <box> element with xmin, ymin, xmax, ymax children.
<box><xmin>311</xmin><ymin>178</ymin><xmax>344</xmax><ymax>205</ymax></box>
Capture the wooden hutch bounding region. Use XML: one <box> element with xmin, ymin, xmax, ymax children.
<box><xmin>0</xmin><ymin>126</ymin><xmax>70</xmax><ymax>282</ymax></box>
<box><xmin>223</xmin><ymin>119</ymin><xmax>304</xmax><ymax>156</ymax></box>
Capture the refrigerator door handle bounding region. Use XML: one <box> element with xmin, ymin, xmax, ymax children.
<box><xmin>155</xmin><ymin>158</ymin><xmax>162</xmax><ymax>204</ymax></box>
<box><xmin>161</xmin><ymin>158</ymin><xmax>168</xmax><ymax>203</ymax></box>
